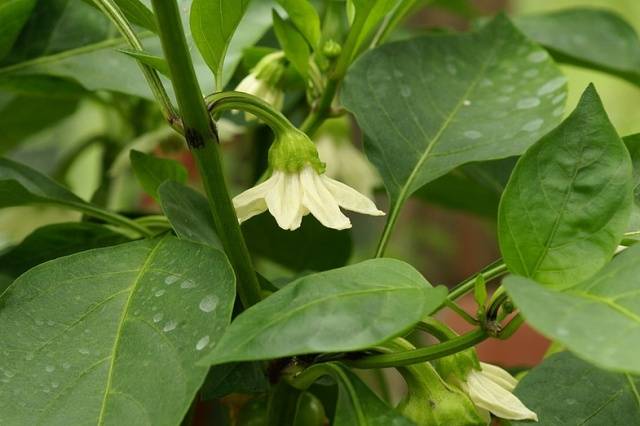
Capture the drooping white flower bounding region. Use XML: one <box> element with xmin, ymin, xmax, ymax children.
<box><xmin>232</xmin><ymin>128</ymin><xmax>384</xmax><ymax>230</ymax></box>
<box><xmin>315</xmin><ymin>118</ymin><xmax>381</xmax><ymax>199</ymax></box>
<box><xmin>458</xmin><ymin>362</ymin><xmax>538</xmax><ymax>422</ymax></box>
<box><xmin>234</xmin><ymin>51</ymin><xmax>285</xmax><ymax>120</ymax></box>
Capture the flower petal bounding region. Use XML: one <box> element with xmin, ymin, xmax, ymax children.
<box><xmin>265</xmin><ymin>171</ymin><xmax>304</xmax><ymax>230</ymax></box>
<box><xmin>321</xmin><ymin>175</ymin><xmax>385</xmax><ymax>216</ymax></box>
<box><xmin>464</xmin><ymin>371</ymin><xmax>538</xmax><ymax>421</ymax></box>
<box><xmin>232</xmin><ymin>174</ymin><xmax>277</xmax><ymax>223</ymax></box>
<box><xmin>300</xmin><ymin>166</ymin><xmax>351</xmax><ymax>230</ymax></box>
<box><xmin>479</xmin><ymin>362</ymin><xmax>518</xmax><ymax>392</ymax></box>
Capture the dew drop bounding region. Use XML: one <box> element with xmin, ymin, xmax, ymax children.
<box><xmin>537</xmin><ymin>77</ymin><xmax>566</xmax><ymax>96</ymax></box>
<box><xmin>180</xmin><ymin>280</ymin><xmax>196</xmax><ymax>289</ymax></box>
<box><xmin>153</xmin><ymin>313</ymin><xmax>164</xmax><ymax>323</ymax></box>
<box><xmin>553</xmin><ymin>106</ymin><xmax>564</xmax><ymax>117</ymax></box>
<box><xmin>497</xmin><ymin>96</ymin><xmax>510</xmax><ymax>103</ymax></box>
<box><xmin>196</xmin><ymin>336</ymin><xmax>210</xmax><ymax>351</ymax></box>
<box><xmin>46</xmin><ymin>320</ymin><xmax>55</xmax><ymax>326</ymax></box>
<box><xmin>163</xmin><ymin>320</ymin><xmax>177</xmax><ymax>332</ymax></box>
<box><xmin>400</xmin><ymin>85</ymin><xmax>411</xmax><ymax>98</ymax></box>
<box><xmin>199</xmin><ymin>295</ymin><xmax>219</xmax><ymax>313</ymax></box>
<box><xmin>25</xmin><ymin>353</ymin><xmax>34</xmax><ymax>361</ymax></box>
<box><xmin>62</xmin><ymin>362</ymin><xmax>71</xmax><ymax>370</ymax></box>
<box><xmin>45</xmin><ymin>365</ymin><xmax>55</xmax><ymax>373</ymax></box>
<box><xmin>522</xmin><ymin>119</ymin><xmax>544</xmax><ymax>132</ymax></box>
<box><xmin>551</xmin><ymin>92</ymin><xmax>567</xmax><ymax>105</ymax></box>
<box><xmin>35</xmin><ymin>319</ymin><xmax>44</xmax><ymax>326</ymax></box>
<box><xmin>523</xmin><ymin>69</ymin><xmax>539</xmax><ymax>78</ymax></box>
<box><xmin>79</xmin><ymin>348</ymin><xmax>90</xmax><ymax>355</ymax></box>
<box><xmin>155</xmin><ymin>289</ymin><xmax>166</xmax><ymax>297</ymax></box>
<box><xmin>165</xmin><ymin>275</ymin><xmax>180</xmax><ymax>285</ymax></box>
<box><xmin>462</xmin><ymin>99</ymin><xmax>471</xmax><ymax>106</ymax></box>
<box><xmin>4</xmin><ymin>370</ymin><xmax>15</xmax><ymax>378</ymax></box>
<box><xmin>464</xmin><ymin>130</ymin><xmax>482</xmax><ymax>140</ymax></box>
<box><xmin>517</xmin><ymin>97</ymin><xmax>540</xmax><ymax>109</ymax></box>
<box><xmin>446</xmin><ymin>63</ymin><xmax>457</xmax><ymax>75</ymax></box>
<box><xmin>527</xmin><ymin>50</ymin><xmax>548</xmax><ymax>63</ymax></box>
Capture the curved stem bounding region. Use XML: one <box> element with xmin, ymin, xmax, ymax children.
<box><xmin>68</xmin><ymin>202</ymin><xmax>153</xmax><ymax>237</ymax></box>
<box><xmin>300</xmin><ymin>78</ymin><xmax>339</xmax><ymax>137</ymax></box>
<box><xmin>92</xmin><ymin>0</ymin><xmax>181</xmax><ymax>131</ymax></box>
<box><xmin>205</xmin><ymin>91</ymin><xmax>292</xmax><ymax>134</ymax></box>
<box><xmin>348</xmin><ymin>328</ymin><xmax>488</xmax><ymax>369</ymax></box>
<box><xmin>445</xmin><ymin>260</ymin><xmax>507</xmax><ymax>303</ymax></box>
<box><xmin>498</xmin><ymin>313</ymin><xmax>524</xmax><ymax>340</ymax></box>
<box><xmin>151</xmin><ymin>0</ymin><xmax>262</xmax><ymax>308</ymax></box>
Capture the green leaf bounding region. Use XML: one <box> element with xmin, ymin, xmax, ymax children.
<box><xmin>111</xmin><ymin>0</ymin><xmax>157</xmax><ymax>33</ymax></box>
<box><xmin>513</xmin><ymin>352</ymin><xmax>640</xmax><ymax>425</ymax></box>
<box><xmin>158</xmin><ymin>180</ymin><xmax>222</xmax><ymax>249</ymax></box>
<box><xmin>303</xmin><ymin>363</ymin><xmax>414</xmax><ymax>426</ymax></box>
<box><xmin>0</xmin><ymin>0</ymin><xmax>36</xmax><ymax>61</ymax></box>
<box><xmin>514</xmin><ymin>8</ymin><xmax>640</xmax><ymax>86</ymax></box>
<box><xmin>119</xmin><ymin>49</ymin><xmax>170</xmax><ymax>76</ymax></box>
<box><xmin>342</xmin><ymin>15</ymin><xmax>566</xmax><ymax>224</ymax></box>
<box><xmin>0</xmin><ymin>0</ymin><xmax>274</xmax><ymax>99</ymax></box>
<box><xmin>0</xmin><ymin>222</ymin><xmax>129</xmax><ymax>287</ymax></box>
<box><xmin>498</xmin><ymin>85</ymin><xmax>633</xmax><ymax>288</ymax></box>
<box><xmin>273</xmin><ymin>10</ymin><xmax>310</xmax><ymax>78</ymax></box>
<box><xmin>198</xmin><ymin>259</ymin><xmax>446</xmax><ymax>365</ymax></box>
<box><xmin>130</xmin><ymin>150</ymin><xmax>188</xmax><ymax>201</ymax></box>
<box><xmin>0</xmin><ymin>236</ymin><xmax>235</xmax><ymax>424</ymax></box>
<box><xmin>242</xmin><ymin>213</ymin><xmax>352</xmax><ymax>272</ymax></box>
<box><xmin>348</xmin><ymin>0</ymin><xmax>398</xmax><ymax>61</ymax></box>
<box><xmin>276</xmin><ymin>0</ymin><xmax>321</xmax><ymax>48</ymax></box>
<box><xmin>504</xmin><ymin>243</ymin><xmax>640</xmax><ymax>374</ymax></box>
<box><xmin>190</xmin><ymin>0</ymin><xmax>250</xmax><ymax>88</ymax></box>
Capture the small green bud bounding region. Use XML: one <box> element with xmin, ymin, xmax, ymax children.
<box><xmin>473</xmin><ymin>275</ymin><xmax>487</xmax><ymax>308</ymax></box>
<box><xmin>322</xmin><ymin>39</ymin><xmax>342</xmax><ymax>58</ymax></box>
<box><xmin>268</xmin><ymin>128</ymin><xmax>325</xmax><ymax>173</ymax></box>
<box><xmin>252</xmin><ymin>51</ymin><xmax>286</xmax><ymax>87</ymax></box>
<box><xmin>502</xmin><ymin>299</ymin><xmax>515</xmax><ymax>314</ymax></box>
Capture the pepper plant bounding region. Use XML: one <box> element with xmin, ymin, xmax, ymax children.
<box><xmin>1</xmin><ymin>0</ymin><xmax>640</xmax><ymax>424</ymax></box>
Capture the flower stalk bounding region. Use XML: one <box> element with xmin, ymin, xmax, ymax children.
<box><xmin>150</xmin><ymin>0</ymin><xmax>262</xmax><ymax>308</ymax></box>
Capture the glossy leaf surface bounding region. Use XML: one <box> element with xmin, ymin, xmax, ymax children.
<box><xmin>0</xmin><ymin>236</ymin><xmax>235</xmax><ymax>424</ymax></box>
<box><xmin>199</xmin><ymin>259</ymin><xmax>446</xmax><ymax>365</ymax></box>
<box><xmin>513</xmin><ymin>352</ymin><xmax>640</xmax><ymax>425</ymax></box>
<box><xmin>342</xmin><ymin>16</ymin><xmax>566</xmax><ymax>216</ymax></box>
<box><xmin>515</xmin><ymin>8</ymin><xmax>640</xmax><ymax>86</ymax></box>
<box><xmin>498</xmin><ymin>86</ymin><xmax>633</xmax><ymax>287</ymax></box>
<box><xmin>505</xmin><ymin>243</ymin><xmax>640</xmax><ymax>374</ymax></box>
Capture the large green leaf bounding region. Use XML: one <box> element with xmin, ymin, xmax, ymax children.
<box><xmin>513</xmin><ymin>352</ymin><xmax>640</xmax><ymax>425</ymax></box>
<box><xmin>0</xmin><ymin>222</ymin><xmax>129</xmax><ymax>291</ymax></box>
<box><xmin>0</xmin><ymin>0</ymin><xmax>37</xmax><ymax>61</ymax></box>
<box><xmin>0</xmin><ymin>0</ymin><xmax>274</xmax><ymax>99</ymax></box>
<box><xmin>342</xmin><ymin>16</ymin><xmax>566</xmax><ymax>223</ymax></box>
<box><xmin>498</xmin><ymin>85</ymin><xmax>633</xmax><ymax>288</ymax></box>
<box><xmin>190</xmin><ymin>0</ymin><xmax>250</xmax><ymax>88</ymax></box>
<box><xmin>304</xmin><ymin>363</ymin><xmax>414</xmax><ymax>426</ymax></box>
<box><xmin>515</xmin><ymin>8</ymin><xmax>640</xmax><ymax>86</ymax></box>
<box><xmin>130</xmin><ymin>150</ymin><xmax>187</xmax><ymax>201</ymax></box>
<box><xmin>0</xmin><ymin>236</ymin><xmax>235</xmax><ymax>424</ymax></box>
<box><xmin>504</xmin><ymin>243</ymin><xmax>640</xmax><ymax>374</ymax></box>
<box><xmin>199</xmin><ymin>259</ymin><xmax>446</xmax><ymax>365</ymax></box>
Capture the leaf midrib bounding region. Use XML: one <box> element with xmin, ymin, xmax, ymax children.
<box><xmin>96</xmin><ymin>237</ymin><xmax>165</xmax><ymax>425</ymax></box>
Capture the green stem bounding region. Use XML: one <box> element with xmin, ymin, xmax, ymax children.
<box><xmin>68</xmin><ymin>202</ymin><xmax>153</xmax><ymax>237</ymax></box>
<box><xmin>444</xmin><ymin>261</ymin><xmax>507</xmax><ymax>304</ymax></box>
<box><xmin>416</xmin><ymin>317</ymin><xmax>458</xmax><ymax>341</ymax></box>
<box><xmin>92</xmin><ymin>0</ymin><xmax>180</xmax><ymax>131</ymax></box>
<box><xmin>348</xmin><ymin>328</ymin><xmax>488</xmax><ymax>368</ymax></box>
<box><xmin>151</xmin><ymin>0</ymin><xmax>262</xmax><ymax>308</ymax></box>
<box><xmin>443</xmin><ymin>299</ymin><xmax>478</xmax><ymax>325</ymax></box>
<box><xmin>498</xmin><ymin>314</ymin><xmax>524</xmax><ymax>340</ymax></box>
<box><xmin>205</xmin><ymin>91</ymin><xmax>292</xmax><ymax>134</ymax></box>
<box><xmin>300</xmin><ymin>78</ymin><xmax>339</xmax><ymax>136</ymax></box>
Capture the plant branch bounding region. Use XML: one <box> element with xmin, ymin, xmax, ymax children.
<box><xmin>348</xmin><ymin>328</ymin><xmax>488</xmax><ymax>368</ymax></box>
<box><xmin>92</xmin><ymin>0</ymin><xmax>181</xmax><ymax>131</ymax></box>
<box><xmin>151</xmin><ymin>0</ymin><xmax>262</xmax><ymax>308</ymax></box>
<box><xmin>205</xmin><ymin>91</ymin><xmax>292</xmax><ymax>134</ymax></box>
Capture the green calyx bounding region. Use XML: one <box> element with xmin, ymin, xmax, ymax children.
<box><xmin>434</xmin><ymin>348</ymin><xmax>481</xmax><ymax>385</ymax></box>
<box><xmin>268</xmin><ymin>128</ymin><xmax>326</xmax><ymax>174</ymax></box>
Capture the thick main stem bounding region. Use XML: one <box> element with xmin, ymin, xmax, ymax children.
<box><xmin>151</xmin><ymin>0</ymin><xmax>262</xmax><ymax>308</ymax></box>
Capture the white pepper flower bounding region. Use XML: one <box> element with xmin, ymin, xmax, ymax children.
<box><xmin>234</xmin><ymin>51</ymin><xmax>285</xmax><ymax>120</ymax></box>
<box><xmin>232</xmin><ymin>128</ymin><xmax>384</xmax><ymax>230</ymax></box>
<box><xmin>458</xmin><ymin>362</ymin><xmax>538</xmax><ymax>422</ymax></box>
